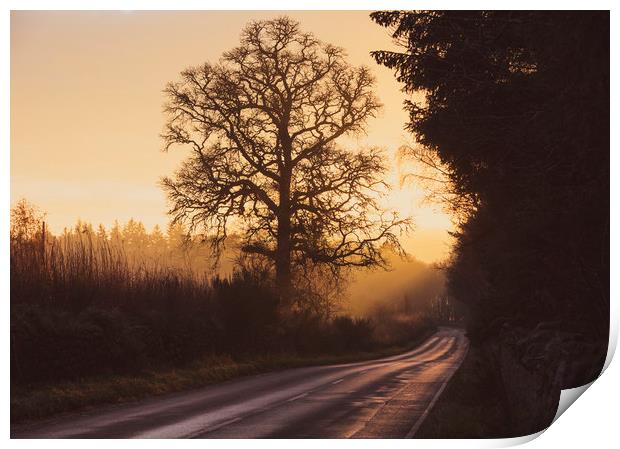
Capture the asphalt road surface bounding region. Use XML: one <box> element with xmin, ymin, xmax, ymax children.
<box><xmin>13</xmin><ymin>327</ymin><xmax>469</xmax><ymax>439</ymax></box>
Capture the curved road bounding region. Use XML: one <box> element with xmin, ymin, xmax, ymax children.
<box><xmin>13</xmin><ymin>327</ymin><xmax>468</xmax><ymax>439</ymax></box>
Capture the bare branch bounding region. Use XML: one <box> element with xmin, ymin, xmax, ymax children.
<box><xmin>161</xmin><ymin>17</ymin><xmax>409</xmax><ymax>293</ymax></box>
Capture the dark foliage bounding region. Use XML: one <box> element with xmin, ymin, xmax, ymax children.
<box><xmin>211</xmin><ymin>267</ymin><xmax>280</xmax><ymax>355</ymax></box>
<box><xmin>10</xmin><ymin>234</ymin><xmax>434</xmax><ymax>386</ymax></box>
<box><xmin>371</xmin><ymin>10</ymin><xmax>609</xmax><ymax>388</ymax></box>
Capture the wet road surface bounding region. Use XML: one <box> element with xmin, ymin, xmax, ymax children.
<box><xmin>13</xmin><ymin>327</ymin><xmax>468</xmax><ymax>439</ymax></box>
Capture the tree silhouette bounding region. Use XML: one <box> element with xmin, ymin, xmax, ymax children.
<box><xmin>10</xmin><ymin>199</ymin><xmax>46</xmax><ymax>243</ymax></box>
<box><xmin>161</xmin><ymin>17</ymin><xmax>409</xmax><ymax>299</ymax></box>
<box><xmin>371</xmin><ymin>11</ymin><xmax>609</xmax><ymax>388</ymax></box>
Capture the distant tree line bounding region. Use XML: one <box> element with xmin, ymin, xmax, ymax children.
<box><xmin>10</xmin><ymin>199</ymin><xmax>236</xmax><ymax>282</ymax></box>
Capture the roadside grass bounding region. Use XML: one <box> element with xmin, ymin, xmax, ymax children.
<box><xmin>11</xmin><ymin>329</ymin><xmax>434</xmax><ymax>426</ymax></box>
<box><xmin>414</xmin><ymin>345</ymin><xmax>510</xmax><ymax>438</ymax></box>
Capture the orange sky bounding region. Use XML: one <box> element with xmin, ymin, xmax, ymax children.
<box><xmin>11</xmin><ymin>10</ymin><xmax>453</xmax><ymax>263</ymax></box>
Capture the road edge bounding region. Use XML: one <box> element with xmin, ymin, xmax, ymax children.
<box><xmin>405</xmin><ymin>333</ymin><xmax>470</xmax><ymax>438</ymax></box>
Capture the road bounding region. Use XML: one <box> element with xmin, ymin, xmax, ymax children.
<box><xmin>12</xmin><ymin>327</ymin><xmax>468</xmax><ymax>439</ymax></box>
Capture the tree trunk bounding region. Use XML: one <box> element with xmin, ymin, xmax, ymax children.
<box><xmin>275</xmin><ymin>213</ymin><xmax>292</xmax><ymax>296</ymax></box>
<box><xmin>276</xmin><ymin>171</ymin><xmax>292</xmax><ymax>304</ymax></box>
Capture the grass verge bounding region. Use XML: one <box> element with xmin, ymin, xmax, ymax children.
<box><xmin>414</xmin><ymin>344</ymin><xmax>510</xmax><ymax>438</ymax></box>
<box><xmin>12</xmin><ymin>328</ymin><xmax>435</xmax><ymax>426</ymax></box>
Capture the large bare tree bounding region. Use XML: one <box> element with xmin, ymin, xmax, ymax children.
<box><xmin>161</xmin><ymin>17</ymin><xmax>409</xmax><ymax>300</ymax></box>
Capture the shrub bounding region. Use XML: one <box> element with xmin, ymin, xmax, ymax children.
<box><xmin>10</xmin><ymin>227</ymin><xmax>434</xmax><ymax>387</ymax></box>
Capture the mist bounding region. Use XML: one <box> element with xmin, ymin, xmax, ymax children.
<box><xmin>344</xmin><ymin>252</ymin><xmax>446</xmax><ymax>317</ymax></box>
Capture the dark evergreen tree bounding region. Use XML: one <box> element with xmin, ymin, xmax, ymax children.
<box><xmin>372</xmin><ymin>11</ymin><xmax>609</xmax><ymax>386</ymax></box>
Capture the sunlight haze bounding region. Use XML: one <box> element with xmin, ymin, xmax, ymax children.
<box><xmin>11</xmin><ymin>10</ymin><xmax>453</xmax><ymax>262</ymax></box>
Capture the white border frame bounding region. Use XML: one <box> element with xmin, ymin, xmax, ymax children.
<box><xmin>3</xmin><ymin>2</ymin><xmax>617</xmax><ymax>448</ymax></box>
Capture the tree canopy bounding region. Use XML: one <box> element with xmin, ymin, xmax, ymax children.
<box><xmin>162</xmin><ymin>17</ymin><xmax>409</xmax><ymax>300</ymax></box>
<box><xmin>372</xmin><ymin>11</ymin><xmax>609</xmax><ymax>386</ymax></box>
